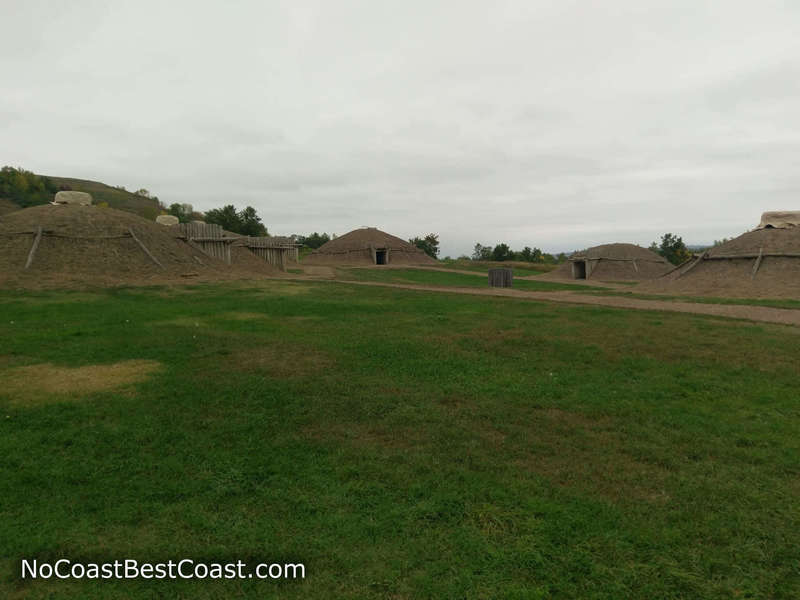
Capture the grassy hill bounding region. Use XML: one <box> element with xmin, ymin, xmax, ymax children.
<box><xmin>0</xmin><ymin>167</ymin><xmax>161</xmax><ymax>220</ymax></box>
<box><xmin>46</xmin><ymin>176</ymin><xmax>161</xmax><ymax>220</ymax></box>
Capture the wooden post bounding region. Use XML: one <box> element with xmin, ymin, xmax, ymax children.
<box><xmin>751</xmin><ymin>247</ymin><xmax>764</xmax><ymax>280</ymax></box>
<box><xmin>128</xmin><ymin>227</ymin><xmax>165</xmax><ymax>269</ymax></box>
<box><xmin>677</xmin><ymin>252</ymin><xmax>707</xmax><ymax>279</ymax></box>
<box><xmin>488</xmin><ymin>268</ymin><xmax>513</xmax><ymax>288</ymax></box>
<box><xmin>24</xmin><ymin>225</ymin><xmax>43</xmax><ymax>269</ymax></box>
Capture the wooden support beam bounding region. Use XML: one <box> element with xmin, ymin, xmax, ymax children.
<box><xmin>24</xmin><ymin>225</ymin><xmax>43</xmax><ymax>269</ymax></box>
<box><xmin>586</xmin><ymin>258</ymin><xmax>598</xmax><ymax>279</ymax></box>
<box><xmin>128</xmin><ymin>227</ymin><xmax>164</xmax><ymax>269</ymax></box>
<box><xmin>676</xmin><ymin>252</ymin><xmax>707</xmax><ymax>279</ymax></box>
<box><xmin>751</xmin><ymin>247</ymin><xmax>764</xmax><ymax>280</ymax></box>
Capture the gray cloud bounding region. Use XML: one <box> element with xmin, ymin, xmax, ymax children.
<box><xmin>2</xmin><ymin>0</ymin><xmax>800</xmax><ymax>256</ymax></box>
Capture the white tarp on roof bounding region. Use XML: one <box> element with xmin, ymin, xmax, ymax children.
<box><xmin>53</xmin><ymin>191</ymin><xmax>93</xmax><ymax>206</ymax></box>
<box><xmin>757</xmin><ymin>211</ymin><xmax>800</xmax><ymax>229</ymax></box>
<box><xmin>155</xmin><ymin>214</ymin><xmax>179</xmax><ymax>226</ymax></box>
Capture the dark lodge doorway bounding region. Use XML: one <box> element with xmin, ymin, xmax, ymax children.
<box><xmin>375</xmin><ymin>249</ymin><xmax>388</xmax><ymax>265</ymax></box>
<box><xmin>572</xmin><ymin>260</ymin><xmax>586</xmax><ymax>279</ymax></box>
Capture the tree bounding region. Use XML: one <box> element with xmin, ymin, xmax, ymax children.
<box><xmin>298</xmin><ymin>232</ymin><xmax>331</xmax><ymax>249</ymax></box>
<box><xmin>517</xmin><ymin>246</ymin><xmax>545</xmax><ymax>262</ymax></box>
<box><xmin>650</xmin><ymin>233</ymin><xmax>691</xmax><ymax>265</ymax></box>
<box><xmin>409</xmin><ymin>233</ymin><xmax>440</xmax><ymax>259</ymax></box>
<box><xmin>472</xmin><ymin>243</ymin><xmax>492</xmax><ymax>261</ymax></box>
<box><xmin>166</xmin><ymin>203</ymin><xmax>193</xmax><ymax>223</ymax></box>
<box><xmin>204</xmin><ymin>205</ymin><xmax>269</xmax><ymax>236</ymax></box>
<box><xmin>204</xmin><ymin>205</ymin><xmax>241</xmax><ymax>232</ymax></box>
<box><xmin>0</xmin><ymin>166</ymin><xmax>58</xmax><ymax>208</ymax></box>
<box><xmin>239</xmin><ymin>206</ymin><xmax>268</xmax><ymax>236</ymax></box>
<box><xmin>491</xmin><ymin>243</ymin><xmax>513</xmax><ymax>262</ymax></box>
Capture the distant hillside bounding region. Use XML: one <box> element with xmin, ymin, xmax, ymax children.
<box><xmin>0</xmin><ymin>167</ymin><xmax>161</xmax><ymax>221</ymax></box>
<box><xmin>46</xmin><ymin>176</ymin><xmax>160</xmax><ymax>220</ymax></box>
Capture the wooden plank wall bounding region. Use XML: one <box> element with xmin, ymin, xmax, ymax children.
<box><xmin>179</xmin><ymin>222</ymin><xmax>231</xmax><ymax>264</ymax></box>
<box><xmin>178</xmin><ymin>224</ymin><xmax>296</xmax><ymax>270</ymax></box>
<box><xmin>488</xmin><ymin>268</ymin><xmax>513</xmax><ymax>288</ymax></box>
<box><xmin>241</xmin><ymin>236</ymin><xmax>289</xmax><ymax>271</ymax></box>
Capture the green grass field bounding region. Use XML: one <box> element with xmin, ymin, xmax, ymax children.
<box><xmin>46</xmin><ymin>177</ymin><xmax>161</xmax><ymax>219</ymax></box>
<box><xmin>1</xmin><ymin>281</ymin><xmax>798</xmax><ymax>598</ymax></box>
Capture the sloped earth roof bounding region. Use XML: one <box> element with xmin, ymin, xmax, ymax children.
<box><xmin>573</xmin><ymin>243</ymin><xmax>668</xmax><ymax>263</ymax></box>
<box><xmin>708</xmin><ymin>226</ymin><xmax>800</xmax><ymax>256</ymax></box>
<box><xmin>313</xmin><ymin>227</ymin><xmax>426</xmax><ymax>254</ymax></box>
<box><xmin>0</xmin><ymin>204</ymin><xmax>281</xmax><ymax>288</ymax></box>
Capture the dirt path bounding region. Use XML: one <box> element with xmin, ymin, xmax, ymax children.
<box><xmin>340</xmin><ymin>264</ymin><xmax>626</xmax><ymax>288</ymax></box>
<box><xmin>344</xmin><ymin>264</ymin><xmax>489</xmax><ymax>277</ymax></box>
<box><xmin>313</xmin><ymin>279</ymin><xmax>800</xmax><ymax>327</ymax></box>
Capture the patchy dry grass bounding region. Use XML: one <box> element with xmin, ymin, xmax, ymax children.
<box><xmin>0</xmin><ymin>359</ymin><xmax>161</xmax><ymax>405</ymax></box>
<box><xmin>222</xmin><ymin>311</ymin><xmax>273</xmax><ymax>321</ymax></box>
<box><xmin>512</xmin><ymin>408</ymin><xmax>672</xmax><ymax>504</ymax></box>
<box><xmin>226</xmin><ymin>345</ymin><xmax>334</xmax><ymax>378</ymax></box>
<box><xmin>157</xmin><ymin>316</ymin><xmax>208</xmax><ymax>328</ymax></box>
<box><xmin>247</xmin><ymin>281</ymin><xmax>316</xmax><ymax>296</ymax></box>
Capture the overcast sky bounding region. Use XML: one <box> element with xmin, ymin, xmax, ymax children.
<box><xmin>2</xmin><ymin>1</ymin><xmax>799</xmax><ymax>255</ymax></box>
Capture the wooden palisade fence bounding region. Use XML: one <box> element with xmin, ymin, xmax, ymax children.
<box><xmin>488</xmin><ymin>268</ymin><xmax>513</xmax><ymax>288</ymax></box>
<box><xmin>178</xmin><ymin>222</ymin><xmax>299</xmax><ymax>271</ymax></box>
<box><xmin>178</xmin><ymin>222</ymin><xmax>235</xmax><ymax>264</ymax></box>
<box><xmin>241</xmin><ymin>236</ymin><xmax>296</xmax><ymax>271</ymax></box>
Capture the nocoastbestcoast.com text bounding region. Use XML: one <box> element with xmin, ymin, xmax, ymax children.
<box><xmin>21</xmin><ymin>558</ymin><xmax>305</xmax><ymax>581</ymax></box>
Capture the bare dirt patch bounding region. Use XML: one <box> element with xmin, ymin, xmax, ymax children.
<box><xmin>0</xmin><ymin>359</ymin><xmax>161</xmax><ymax>405</ymax></box>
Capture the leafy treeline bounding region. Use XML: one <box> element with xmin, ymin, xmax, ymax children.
<box><xmin>649</xmin><ymin>233</ymin><xmax>691</xmax><ymax>265</ymax></box>
<box><xmin>294</xmin><ymin>232</ymin><xmax>441</xmax><ymax>259</ymax></box>
<box><xmin>162</xmin><ymin>202</ymin><xmax>269</xmax><ymax>236</ymax></box>
<box><xmin>471</xmin><ymin>234</ymin><xmax>692</xmax><ymax>266</ymax></box>
<box><xmin>0</xmin><ymin>167</ymin><xmax>58</xmax><ymax>207</ymax></box>
<box><xmin>471</xmin><ymin>243</ymin><xmax>567</xmax><ymax>264</ymax></box>
<box><xmin>203</xmin><ymin>205</ymin><xmax>268</xmax><ymax>236</ymax></box>
<box><xmin>409</xmin><ymin>233</ymin><xmax>440</xmax><ymax>259</ymax></box>
<box><xmin>296</xmin><ymin>232</ymin><xmax>331</xmax><ymax>249</ymax></box>
<box><xmin>162</xmin><ymin>203</ymin><xmax>204</xmax><ymax>223</ymax></box>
